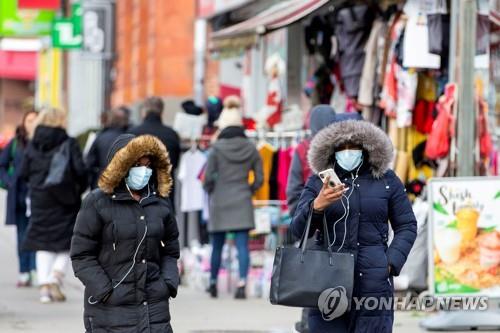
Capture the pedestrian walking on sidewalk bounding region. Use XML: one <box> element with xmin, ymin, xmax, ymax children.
<box><xmin>128</xmin><ymin>96</ymin><xmax>181</xmax><ymax>206</ymax></box>
<box><xmin>291</xmin><ymin>120</ymin><xmax>417</xmax><ymax>333</ymax></box>
<box><xmin>20</xmin><ymin>107</ymin><xmax>88</xmax><ymax>303</ymax></box>
<box><xmin>86</xmin><ymin>106</ymin><xmax>130</xmax><ymax>189</ymax></box>
<box><xmin>203</xmin><ymin>96</ymin><xmax>264</xmax><ymax>299</ymax></box>
<box><xmin>71</xmin><ymin>134</ymin><xmax>180</xmax><ymax>333</ymax></box>
<box><xmin>285</xmin><ymin>106</ymin><xmax>362</xmax><ymax>333</ymax></box>
<box><xmin>0</xmin><ymin>110</ymin><xmax>38</xmax><ymax>287</ymax></box>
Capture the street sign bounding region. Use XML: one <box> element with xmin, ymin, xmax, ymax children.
<box><xmin>82</xmin><ymin>1</ymin><xmax>115</xmax><ymax>59</ymax></box>
<box><xmin>18</xmin><ymin>0</ymin><xmax>60</xmax><ymax>10</ymax></box>
<box><xmin>52</xmin><ymin>18</ymin><xmax>82</xmax><ymax>49</ymax></box>
<box><xmin>51</xmin><ymin>3</ymin><xmax>83</xmax><ymax>49</ymax></box>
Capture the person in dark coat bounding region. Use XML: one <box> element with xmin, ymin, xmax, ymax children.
<box><xmin>286</xmin><ymin>107</ymin><xmax>362</xmax><ymax>333</ymax></box>
<box><xmin>86</xmin><ymin>106</ymin><xmax>129</xmax><ymax>189</ymax></box>
<box><xmin>71</xmin><ymin>134</ymin><xmax>180</xmax><ymax>333</ymax></box>
<box><xmin>291</xmin><ymin>120</ymin><xmax>417</xmax><ymax>333</ymax></box>
<box><xmin>20</xmin><ymin>107</ymin><xmax>88</xmax><ymax>303</ymax></box>
<box><xmin>0</xmin><ymin>110</ymin><xmax>38</xmax><ymax>287</ymax></box>
<box><xmin>286</xmin><ymin>105</ymin><xmax>363</xmax><ymax>216</ymax></box>
<box><xmin>128</xmin><ymin>97</ymin><xmax>181</xmax><ymax>204</ymax></box>
<box><xmin>203</xmin><ymin>96</ymin><xmax>264</xmax><ymax>300</ymax></box>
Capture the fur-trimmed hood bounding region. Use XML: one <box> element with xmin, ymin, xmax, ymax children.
<box><xmin>98</xmin><ymin>134</ymin><xmax>173</xmax><ymax>197</ymax></box>
<box><xmin>308</xmin><ymin>120</ymin><xmax>394</xmax><ymax>179</ymax></box>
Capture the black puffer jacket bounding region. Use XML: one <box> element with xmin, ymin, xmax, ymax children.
<box><xmin>71</xmin><ymin>134</ymin><xmax>180</xmax><ymax>333</ymax></box>
<box><xmin>21</xmin><ymin>125</ymin><xmax>88</xmax><ymax>252</ymax></box>
<box><xmin>86</xmin><ymin>126</ymin><xmax>127</xmax><ymax>189</ymax></box>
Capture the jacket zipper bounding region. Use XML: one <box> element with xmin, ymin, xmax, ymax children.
<box><xmin>112</xmin><ymin>222</ymin><xmax>117</xmax><ymax>251</ymax></box>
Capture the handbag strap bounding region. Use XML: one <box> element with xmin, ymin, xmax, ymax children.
<box><xmin>298</xmin><ymin>201</ymin><xmax>315</xmax><ymax>252</ymax></box>
<box><xmin>298</xmin><ymin>201</ymin><xmax>334</xmax><ymax>254</ymax></box>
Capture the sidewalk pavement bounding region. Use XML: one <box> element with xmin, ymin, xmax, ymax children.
<box><xmin>0</xmin><ymin>191</ymin><xmax>460</xmax><ymax>333</ymax></box>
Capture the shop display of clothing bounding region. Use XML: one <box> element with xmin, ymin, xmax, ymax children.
<box><xmin>253</xmin><ymin>143</ymin><xmax>275</xmax><ymax>201</ymax></box>
<box><xmin>277</xmin><ymin>147</ymin><xmax>293</xmax><ymax>207</ymax></box>
<box><xmin>334</xmin><ymin>4</ymin><xmax>375</xmax><ymax>98</ymax></box>
<box><xmin>358</xmin><ymin>19</ymin><xmax>386</xmax><ymax>107</ymax></box>
<box><xmin>178</xmin><ymin>149</ymin><xmax>207</xmax><ymax>212</ymax></box>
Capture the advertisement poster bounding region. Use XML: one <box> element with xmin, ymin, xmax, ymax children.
<box><xmin>429</xmin><ymin>177</ymin><xmax>500</xmax><ymax>297</ymax></box>
<box><xmin>0</xmin><ymin>0</ymin><xmax>55</xmax><ymax>37</ymax></box>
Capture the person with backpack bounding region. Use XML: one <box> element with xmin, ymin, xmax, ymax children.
<box><xmin>0</xmin><ymin>110</ymin><xmax>38</xmax><ymax>287</ymax></box>
<box><xmin>71</xmin><ymin>134</ymin><xmax>180</xmax><ymax>332</ymax></box>
<box><xmin>20</xmin><ymin>107</ymin><xmax>88</xmax><ymax>303</ymax></box>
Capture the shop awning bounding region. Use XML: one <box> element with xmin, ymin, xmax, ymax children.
<box><xmin>0</xmin><ymin>50</ymin><xmax>37</xmax><ymax>80</ymax></box>
<box><xmin>212</xmin><ymin>0</ymin><xmax>329</xmax><ymax>42</ymax></box>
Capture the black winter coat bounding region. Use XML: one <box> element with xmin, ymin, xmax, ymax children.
<box><xmin>0</xmin><ymin>137</ymin><xmax>28</xmax><ymax>226</ymax></box>
<box><xmin>86</xmin><ymin>126</ymin><xmax>127</xmax><ymax>189</ymax></box>
<box><xmin>21</xmin><ymin>126</ymin><xmax>88</xmax><ymax>252</ymax></box>
<box><xmin>292</xmin><ymin>120</ymin><xmax>417</xmax><ymax>333</ymax></box>
<box><xmin>71</xmin><ymin>134</ymin><xmax>179</xmax><ymax>333</ymax></box>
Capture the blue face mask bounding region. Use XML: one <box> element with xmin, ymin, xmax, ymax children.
<box><xmin>126</xmin><ymin>166</ymin><xmax>152</xmax><ymax>190</ymax></box>
<box><xmin>335</xmin><ymin>150</ymin><xmax>363</xmax><ymax>172</ymax></box>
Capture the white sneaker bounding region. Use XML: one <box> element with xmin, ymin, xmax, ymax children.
<box><xmin>39</xmin><ymin>285</ymin><xmax>52</xmax><ymax>304</ymax></box>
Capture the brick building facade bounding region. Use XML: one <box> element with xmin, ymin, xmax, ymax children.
<box><xmin>111</xmin><ymin>0</ymin><xmax>196</xmax><ymax>119</ymax></box>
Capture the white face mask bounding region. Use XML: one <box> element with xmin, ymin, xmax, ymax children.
<box><xmin>335</xmin><ymin>149</ymin><xmax>363</xmax><ymax>171</ymax></box>
<box><xmin>125</xmin><ymin>166</ymin><xmax>152</xmax><ymax>190</ymax></box>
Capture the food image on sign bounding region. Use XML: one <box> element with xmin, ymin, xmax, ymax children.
<box><xmin>430</xmin><ymin>179</ymin><xmax>500</xmax><ymax>296</ymax></box>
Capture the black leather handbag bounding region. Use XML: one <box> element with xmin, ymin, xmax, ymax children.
<box><xmin>270</xmin><ymin>204</ymin><xmax>355</xmax><ymax>309</ymax></box>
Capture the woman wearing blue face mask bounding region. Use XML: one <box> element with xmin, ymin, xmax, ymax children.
<box><xmin>290</xmin><ymin>120</ymin><xmax>417</xmax><ymax>333</ymax></box>
<box><xmin>71</xmin><ymin>134</ymin><xmax>180</xmax><ymax>333</ymax></box>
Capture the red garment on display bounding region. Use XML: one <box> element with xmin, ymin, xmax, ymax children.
<box><xmin>478</xmin><ymin>99</ymin><xmax>493</xmax><ymax>159</ymax></box>
<box><xmin>295</xmin><ymin>140</ymin><xmax>312</xmax><ymax>183</ymax></box>
<box><xmin>266</xmin><ymin>90</ymin><xmax>283</xmax><ymax>128</ymax></box>
<box><xmin>277</xmin><ymin>147</ymin><xmax>293</xmax><ymax>209</ymax></box>
<box><xmin>425</xmin><ymin>85</ymin><xmax>455</xmax><ymax>160</ymax></box>
<box><xmin>413</xmin><ymin>100</ymin><xmax>435</xmax><ymax>134</ymax></box>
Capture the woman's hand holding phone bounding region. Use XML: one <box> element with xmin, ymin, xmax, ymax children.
<box><xmin>313</xmin><ymin>176</ymin><xmax>348</xmax><ymax>211</ymax></box>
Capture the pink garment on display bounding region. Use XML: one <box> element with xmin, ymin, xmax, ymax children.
<box><xmin>277</xmin><ymin>147</ymin><xmax>293</xmax><ymax>210</ymax></box>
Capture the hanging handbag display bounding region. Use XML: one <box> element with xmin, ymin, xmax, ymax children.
<box><xmin>427</xmin><ymin>0</ymin><xmax>449</xmax><ymax>57</ymax></box>
<box><xmin>270</xmin><ymin>203</ymin><xmax>355</xmax><ymax>309</ymax></box>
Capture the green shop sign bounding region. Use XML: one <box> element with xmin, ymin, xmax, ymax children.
<box><xmin>52</xmin><ymin>3</ymin><xmax>83</xmax><ymax>49</ymax></box>
<box><xmin>0</xmin><ymin>0</ymin><xmax>55</xmax><ymax>37</ymax></box>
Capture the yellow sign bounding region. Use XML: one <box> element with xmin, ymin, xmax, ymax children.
<box><xmin>36</xmin><ymin>48</ymin><xmax>62</xmax><ymax>109</ymax></box>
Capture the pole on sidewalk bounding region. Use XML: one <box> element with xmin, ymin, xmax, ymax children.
<box><xmin>456</xmin><ymin>0</ymin><xmax>477</xmax><ymax>177</ymax></box>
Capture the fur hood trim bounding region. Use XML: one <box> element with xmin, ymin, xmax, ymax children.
<box><xmin>308</xmin><ymin>120</ymin><xmax>394</xmax><ymax>178</ymax></box>
<box><xmin>98</xmin><ymin>135</ymin><xmax>173</xmax><ymax>197</ymax></box>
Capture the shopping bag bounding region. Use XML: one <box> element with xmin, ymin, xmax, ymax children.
<box><xmin>403</xmin><ymin>1</ymin><xmax>441</xmax><ymax>69</ymax></box>
<box><xmin>270</xmin><ymin>204</ymin><xmax>354</xmax><ymax>309</ymax></box>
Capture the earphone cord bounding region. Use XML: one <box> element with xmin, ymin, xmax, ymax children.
<box><xmin>88</xmin><ymin>223</ymin><xmax>148</xmax><ymax>305</ymax></box>
<box><xmin>329</xmin><ymin>159</ymin><xmax>363</xmax><ymax>251</ymax></box>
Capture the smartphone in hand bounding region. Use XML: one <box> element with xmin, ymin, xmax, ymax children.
<box><xmin>318</xmin><ymin>168</ymin><xmax>342</xmax><ymax>187</ymax></box>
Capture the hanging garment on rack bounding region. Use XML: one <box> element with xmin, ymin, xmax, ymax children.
<box><xmin>413</xmin><ymin>100</ymin><xmax>435</xmax><ymax>134</ymax></box>
<box><xmin>178</xmin><ymin>149</ymin><xmax>207</xmax><ymax>212</ymax></box>
<box><xmin>334</xmin><ymin>4</ymin><xmax>375</xmax><ymax>98</ymax></box>
<box><xmin>277</xmin><ymin>147</ymin><xmax>293</xmax><ymax>209</ymax></box>
<box><xmin>358</xmin><ymin>19</ymin><xmax>386</xmax><ymax>108</ymax></box>
<box><xmin>269</xmin><ymin>152</ymin><xmax>280</xmax><ymax>200</ymax></box>
<box><xmin>253</xmin><ymin>142</ymin><xmax>275</xmax><ymax>201</ymax></box>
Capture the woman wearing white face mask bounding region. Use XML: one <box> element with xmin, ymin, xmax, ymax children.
<box><xmin>71</xmin><ymin>134</ymin><xmax>180</xmax><ymax>333</ymax></box>
<box><xmin>290</xmin><ymin>120</ymin><xmax>417</xmax><ymax>333</ymax></box>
